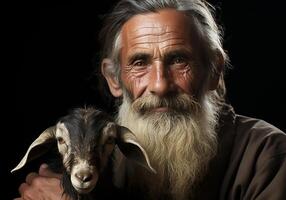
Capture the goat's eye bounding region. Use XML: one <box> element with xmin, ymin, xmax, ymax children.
<box><xmin>56</xmin><ymin>137</ymin><xmax>65</xmax><ymax>144</ymax></box>
<box><xmin>106</xmin><ymin>137</ymin><xmax>115</xmax><ymax>145</ymax></box>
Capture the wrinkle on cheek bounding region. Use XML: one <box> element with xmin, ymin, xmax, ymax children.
<box><xmin>174</xmin><ymin>69</ymin><xmax>193</xmax><ymax>93</ymax></box>
<box><xmin>182</xmin><ymin>68</ymin><xmax>192</xmax><ymax>80</ymax></box>
<box><xmin>123</xmin><ymin>75</ymin><xmax>148</xmax><ymax>99</ymax></box>
<box><xmin>131</xmin><ymin>76</ymin><xmax>149</xmax><ymax>99</ymax></box>
<box><xmin>121</xmin><ymin>65</ymin><xmax>150</xmax><ymax>98</ymax></box>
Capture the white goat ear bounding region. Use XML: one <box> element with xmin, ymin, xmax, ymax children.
<box><xmin>11</xmin><ymin>126</ymin><xmax>56</xmax><ymax>173</ymax></box>
<box><xmin>117</xmin><ymin>126</ymin><xmax>156</xmax><ymax>174</ymax></box>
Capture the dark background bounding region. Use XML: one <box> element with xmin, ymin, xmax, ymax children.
<box><xmin>4</xmin><ymin>0</ymin><xmax>285</xmax><ymax>199</ymax></box>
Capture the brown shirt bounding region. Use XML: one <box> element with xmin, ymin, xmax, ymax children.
<box><xmin>197</xmin><ymin>105</ymin><xmax>286</xmax><ymax>200</ymax></box>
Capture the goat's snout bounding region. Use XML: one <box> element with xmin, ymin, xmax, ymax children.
<box><xmin>75</xmin><ymin>170</ymin><xmax>93</xmax><ymax>182</ymax></box>
<box><xmin>71</xmin><ymin>161</ymin><xmax>98</xmax><ymax>194</ymax></box>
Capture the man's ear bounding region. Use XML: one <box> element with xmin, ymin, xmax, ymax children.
<box><xmin>208</xmin><ymin>52</ymin><xmax>224</xmax><ymax>91</ymax></box>
<box><xmin>101</xmin><ymin>58</ymin><xmax>123</xmax><ymax>97</ymax></box>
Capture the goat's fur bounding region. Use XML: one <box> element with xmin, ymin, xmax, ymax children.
<box><xmin>12</xmin><ymin>107</ymin><xmax>155</xmax><ymax>200</ymax></box>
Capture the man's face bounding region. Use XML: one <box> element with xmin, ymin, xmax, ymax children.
<box><xmin>119</xmin><ymin>9</ymin><xmax>206</xmax><ymax>111</ymax></box>
<box><xmin>111</xmin><ymin>11</ymin><xmax>219</xmax><ymax>198</ymax></box>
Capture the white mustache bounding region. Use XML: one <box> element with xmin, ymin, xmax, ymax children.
<box><xmin>131</xmin><ymin>93</ymin><xmax>201</xmax><ymax>115</ymax></box>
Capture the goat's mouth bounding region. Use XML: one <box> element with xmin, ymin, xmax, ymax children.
<box><xmin>73</xmin><ymin>184</ymin><xmax>96</xmax><ymax>194</ymax></box>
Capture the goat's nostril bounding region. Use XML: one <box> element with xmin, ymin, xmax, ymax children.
<box><xmin>75</xmin><ymin>171</ymin><xmax>93</xmax><ymax>182</ymax></box>
<box><xmin>82</xmin><ymin>174</ymin><xmax>92</xmax><ymax>182</ymax></box>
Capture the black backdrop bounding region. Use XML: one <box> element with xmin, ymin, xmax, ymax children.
<box><xmin>4</xmin><ymin>0</ymin><xmax>285</xmax><ymax>199</ymax></box>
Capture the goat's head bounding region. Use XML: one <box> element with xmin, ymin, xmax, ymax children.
<box><xmin>11</xmin><ymin>107</ymin><xmax>155</xmax><ymax>194</ymax></box>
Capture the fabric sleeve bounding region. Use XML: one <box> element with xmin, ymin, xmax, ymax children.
<box><xmin>244</xmin><ymin>153</ymin><xmax>286</xmax><ymax>200</ymax></box>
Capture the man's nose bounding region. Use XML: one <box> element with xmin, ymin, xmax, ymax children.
<box><xmin>148</xmin><ymin>62</ymin><xmax>173</xmax><ymax>97</ymax></box>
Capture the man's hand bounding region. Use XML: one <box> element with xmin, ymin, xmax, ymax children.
<box><xmin>14</xmin><ymin>163</ymin><xmax>71</xmax><ymax>200</ymax></box>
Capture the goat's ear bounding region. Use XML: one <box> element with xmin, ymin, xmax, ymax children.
<box><xmin>117</xmin><ymin>126</ymin><xmax>156</xmax><ymax>173</ymax></box>
<box><xmin>11</xmin><ymin>126</ymin><xmax>56</xmax><ymax>173</ymax></box>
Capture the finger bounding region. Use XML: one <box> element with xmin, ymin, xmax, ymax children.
<box><xmin>18</xmin><ymin>182</ymin><xmax>40</xmax><ymax>200</ymax></box>
<box><xmin>13</xmin><ymin>198</ymin><xmax>23</xmax><ymax>200</ymax></box>
<box><xmin>25</xmin><ymin>172</ymin><xmax>39</xmax><ymax>185</ymax></box>
<box><xmin>39</xmin><ymin>163</ymin><xmax>62</xmax><ymax>179</ymax></box>
<box><xmin>18</xmin><ymin>182</ymin><xmax>29</xmax><ymax>195</ymax></box>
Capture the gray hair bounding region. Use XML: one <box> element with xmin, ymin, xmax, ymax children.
<box><xmin>99</xmin><ymin>0</ymin><xmax>228</xmax><ymax>104</ymax></box>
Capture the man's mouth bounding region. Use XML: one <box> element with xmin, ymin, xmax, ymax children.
<box><xmin>150</xmin><ymin>107</ymin><xmax>170</xmax><ymax>112</ymax></box>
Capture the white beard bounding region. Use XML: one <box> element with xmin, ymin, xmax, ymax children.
<box><xmin>116</xmin><ymin>91</ymin><xmax>219</xmax><ymax>200</ymax></box>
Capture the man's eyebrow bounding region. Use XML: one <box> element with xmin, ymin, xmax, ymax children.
<box><xmin>127</xmin><ymin>52</ymin><xmax>151</xmax><ymax>63</ymax></box>
<box><xmin>164</xmin><ymin>49</ymin><xmax>192</xmax><ymax>58</ymax></box>
<box><xmin>163</xmin><ymin>49</ymin><xmax>193</xmax><ymax>61</ymax></box>
<box><xmin>127</xmin><ymin>49</ymin><xmax>193</xmax><ymax>63</ymax></box>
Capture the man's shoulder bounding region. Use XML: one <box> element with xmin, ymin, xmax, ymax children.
<box><xmin>218</xmin><ymin>105</ymin><xmax>286</xmax><ymax>157</ymax></box>
<box><xmin>231</xmin><ymin>114</ymin><xmax>286</xmax><ymax>160</ymax></box>
<box><xmin>234</xmin><ymin>114</ymin><xmax>285</xmax><ymax>138</ymax></box>
<box><xmin>219</xmin><ymin>105</ymin><xmax>285</xmax><ymax>147</ymax></box>
<box><xmin>219</xmin><ymin>114</ymin><xmax>286</xmax><ymax>200</ymax></box>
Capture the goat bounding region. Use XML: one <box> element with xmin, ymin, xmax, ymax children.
<box><xmin>11</xmin><ymin>107</ymin><xmax>155</xmax><ymax>200</ymax></box>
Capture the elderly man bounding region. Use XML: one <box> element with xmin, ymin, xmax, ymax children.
<box><xmin>15</xmin><ymin>0</ymin><xmax>286</xmax><ymax>200</ymax></box>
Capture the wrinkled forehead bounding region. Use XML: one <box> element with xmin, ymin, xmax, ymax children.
<box><xmin>121</xmin><ymin>9</ymin><xmax>194</xmax><ymax>48</ymax></box>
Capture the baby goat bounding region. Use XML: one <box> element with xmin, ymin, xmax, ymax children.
<box><xmin>12</xmin><ymin>107</ymin><xmax>155</xmax><ymax>199</ymax></box>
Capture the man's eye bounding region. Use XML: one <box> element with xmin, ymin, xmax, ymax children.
<box><xmin>133</xmin><ymin>60</ymin><xmax>146</xmax><ymax>67</ymax></box>
<box><xmin>172</xmin><ymin>56</ymin><xmax>187</xmax><ymax>65</ymax></box>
